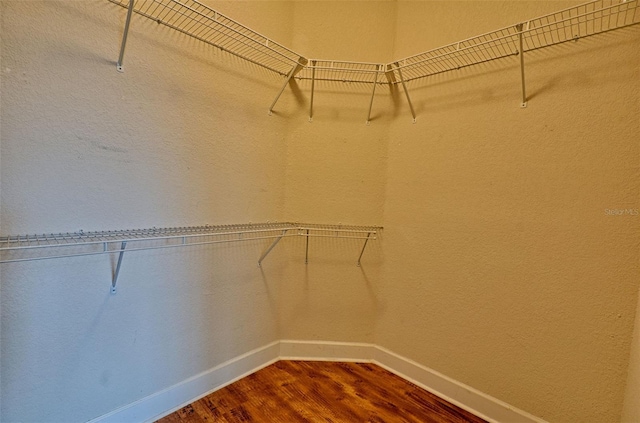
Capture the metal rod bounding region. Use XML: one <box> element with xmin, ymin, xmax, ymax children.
<box><xmin>257</xmin><ymin>230</ymin><xmax>288</xmax><ymax>267</ymax></box>
<box><xmin>357</xmin><ymin>233</ymin><xmax>371</xmax><ymax>267</ymax></box>
<box><xmin>366</xmin><ymin>66</ymin><xmax>380</xmax><ymax>124</ymax></box>
<box><xmin>305</xmin><ymin>229</ymin><xmax>309</xmax><ymax>264</ymax></box>
<box><xmin>309</xmin><ymin>60</ymin><xmax>316</xmax><ymax>122</ymax></box>
<box><xmin>395</xmin><ymin>63</ymin><xmax>417</xmax><ymax>123</ymax></box>
<box><xmin>116</xmin><ymin>0</ymin><xmax>135</xmax><ymax>72</ymax></box>
<box><xmin>269</xmin><ymin>59</ymin><xmax>306</xmax><ymax>115</ymax></box>
<box><xmin>517</xmin><ymin>23</ymin><xmax>528</xmax><ymax>108</ymax></box>
<box><xmin>111</xmin><ymin>241</ymin><xmax>127</xmax><ymax>294</ymax></box>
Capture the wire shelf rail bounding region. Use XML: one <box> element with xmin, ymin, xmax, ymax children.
<box><xmin>108</xmin><ymin>0</ymin><xmax>307</xmax><ymax>75</ymax></box>
<box><xmin>390</xmin><ymin>0</ymin><xmax>639</xmax><ymax>83</ymax></box>
<box><xmin>108</xmin><ymin>0</ymin><xmax>639</xmax><ymax>120</ymax></box>
<box><xmin>0</xmin><ymin>223</ymin><xmax>382</xmax><ymax>293</ymax></box>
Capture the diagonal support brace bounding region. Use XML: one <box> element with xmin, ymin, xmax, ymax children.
<box><xmin>357</xmin><ymin>233</ymin><xmax>371</xmax><ymax>267</ymax></box>
<box><xmin>269</xmin><ymin>57</ymin><xmax>308</xmax><ymax>115</ymax></box>
<box><xmin>394</xmin><ymin>63</ymin><xmax>417</xmax><ymax>123</ymax></box>
<box><xmin>258</xmin><ymin>230</ymin><xmax>288</xmax><ymax>267</ymax></box>
<box><xmin>366</xmin><ymin>66</ymin><xmax>381</xmax><ymax>125</ymax></box>
<box><xmin>111</xmin><ymin>241</ymin><xmax>127</xmax><ymax>294</ymax></box>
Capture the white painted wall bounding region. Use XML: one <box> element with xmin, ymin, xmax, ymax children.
<box><xmin>376</xmin><ymin>2</ymin><xmax>640</xmax><ymax>422</ymax></box>
<box><xmin>2</xmin><ymin>1</ymin><xmax>639</xmax><ymax>422</ymax></box>
<box><xmin>1</xmin><ymin>1</ymin><xmax>292</xmax><ymax>421</ymax></box>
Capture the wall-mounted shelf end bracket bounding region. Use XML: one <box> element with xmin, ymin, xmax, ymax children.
<box><xmin>111</xmin><ymin>241</ymin><xmax>127</xmax><ymax>294</ymax></box>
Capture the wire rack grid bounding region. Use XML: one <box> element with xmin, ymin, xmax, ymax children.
<box><xmin>389</xmin><ymin>0</ymin><xmax>640</xmax><ymax>84</ymax></box>
<box><xmin>0</xmin><ymin>222</ymin><xmax>381</xmax><ymax>264</ymax></box>
<box><xmin>108</xmin><ymin>0</ymin><xmax>306</xmax><ymax>76</ymax></box>
<box><xmin>295</xmin><ymin>60</ymin><xmax>386</xmax><ymax>84</ymax></box>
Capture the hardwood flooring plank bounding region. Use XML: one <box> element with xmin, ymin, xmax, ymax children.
<box><xmin>157</xmin><ymin>361</ymin><xmax>487</xmax><ymax>423</ymax></box>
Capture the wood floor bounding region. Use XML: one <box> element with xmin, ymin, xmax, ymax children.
<box><xmin>157</xmin><ymin>361</ymin><xmax>487</xmax><ymax>423</ymax></box>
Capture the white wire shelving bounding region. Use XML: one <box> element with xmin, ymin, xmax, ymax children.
<box><xmin>109</xmin><ymin>0</ymin><xmax>639</xmax><ymax>121</ymax></box>
<box><xmin>0</xmin><ymin>223</ymin><xmax>382</xmax><ymax>293</ymax></box>
<box><xmin>108</xmin><ymin>0</ymin><xmax>307</xmax><ymax>75</ymax></box>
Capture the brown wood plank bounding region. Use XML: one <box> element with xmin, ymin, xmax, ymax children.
<box><xmin>156</xmin><ymin>361</ymin><xmax>487</xmax><ymax>423</ymax></box>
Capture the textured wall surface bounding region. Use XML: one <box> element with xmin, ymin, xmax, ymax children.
<box><xmin>1</xmin><ymin>1</ymin><xmax>639</xmax><ymax>422</ymax></box>
<box><xmin>1</xmin><ymin>1</ymin><xmax>292</xmax><ymax>421</ymax></box>
<box><xmin>377</xmin><ymin>2</ymin><xmax>640</xmax><ymax>422</ymax></box>
<box><xmin>276</xmin><ymin>1</ymin><xmax>393</xmax><ymax>344</ymax></box>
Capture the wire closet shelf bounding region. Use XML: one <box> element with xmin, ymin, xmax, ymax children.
<box><xmin>107</xmin><ymin>0</ymin><xmax>307</xmax><ymax>75</ymax></box>
<box><xmin>388</xmin><ymin>0</ymin><xmax>640</xmax><ymax>84</ymax></box>
<box><xmin>0</xmin><ymin>223</ymin><xmax>381</xmax><ymax>293</ymax></box>
<box><xmin>0</xmin><ymin>222</ymin><xmax>380</xmax><ymax>264</ymax></box>
<box><xmin>108</xmin><ymin>0</ymin><xmax>639</xmax><ymax>121</ymax></box>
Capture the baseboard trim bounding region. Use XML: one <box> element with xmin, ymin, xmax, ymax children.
<box><xmin>87</xmin><ymin>341</ymin><xmax>281</xmax><ymax>423</ymax></box>
<box><xmin>89</xmin><ymin>339</ymin><xmax>546</xmax><ymax>423</ymax></box>
<box><xmin>371</xmin><ymin>345</ymin><xmax>546</xmax><ymax>423</ymax></box>
<box><xmin>279</xmin><ymin>339</ymin><xmax>375</xmax><ymax>362</ymax></box>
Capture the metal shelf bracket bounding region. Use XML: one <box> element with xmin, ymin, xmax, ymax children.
<box><xmin>116</xmin><ymin>0</ymin><xmax>135</xmax><ymax>72</ymax></box>
<box><xmin>269</xmin><ymin>57</ymin><xmax>308</xmax><ymax>115</ymax></box>
<box><xmin>257</xmin><ymin>229</ymin><xmax>288</xmax><ymax>267</ymax></box>
<box><xmin>517</xmin><ymin>22</ymin><xmax>528</xmax><ymax>108</ymax></box>
<box><xmin>357</xmin><ymin>232</ymin><xmax>372</xmax><ymax>267</ymax></box>
<box><xmin>394</xmin><ymin>62</ymin><xmax>417</xmax><ymax>123</ymax></box>
<box><xmin>309</xmin><ymin>60</ymin><xmax>317</xmax><ymax>122</ymax></box>
<box><xmin>366</xmin><ymin>65</ymin><xmax>381</xmax><ymax>125</ymax></box>
<box><xmin>111</xmin><ymin>241</ymin><xmax>127</xmax><ymax>294</ymax></box>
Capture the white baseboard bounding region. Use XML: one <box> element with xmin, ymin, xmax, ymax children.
<box><xmin>279</xmin><ymin>339</ymin><xmax>375</xmax><ymax>362</ymax></box>
<box><xmin>89</xmin><ymin>339</ymin><xmax>546</xmax><ymax>423</ymax></box>
<box><xmin>371</xmin><ymin>345</ymin><xmax>547</xmax><ymax>423</ymax></box>
<box><xmin>281</xmin><ymin>340</ymin><xmax>545</xmax><ymax>423</ymax></box>
<box><xmin>88</xmin><ymin>341</ymin><xmax>280</xmax><ymax>423</ymax></box>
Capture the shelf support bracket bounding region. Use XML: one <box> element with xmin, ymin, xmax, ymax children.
<box><xmin>394</xmin><ymin>63</ymin><xmax>417</xmax><ymax>123</ymax></box>
<box><xmin>366</xmin><ymin>66</ymin><xmax>381</xmax><ymax>125</ymax></box>
<box><xmin>304</xmin><ymin>229</ymin><xmax>310</xmax><ymax>264</ymax></box>
<box><xmin>384</xmin><ymin>64</ymin><xmax>397</xmax><ymax>85</ymax></box>
<box><xmin>111</xmin><ymin>241</ymin><xmax>127</xmax><ymax>294</ymax></box>
<box><xmin>269</xmin><ymin>57</ymin><xmax>308</xmax><ymax>115</ymax></box>
<box><xmin>517</xmin><ymin>23</ymin><xmax>528</xmax><ymax>108</ymax></box>
<box><xmin>357</xmin><ymin>233</ymin><xmax>371</xmax><ymax>267</ymax></box>
<box><xmin>309</xmin><ymin>60</ymin><xmax>317</xmax><ymax>122</ymax></box>
<box><xmin>116</xmin><ymin>0</ymin><xmax>135</xmax><ymax>73</ymax></box>
<box><xmin>258</xmin><ymin>230</ymin><xmax>288</xmax><ymax>267</ymax></box>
